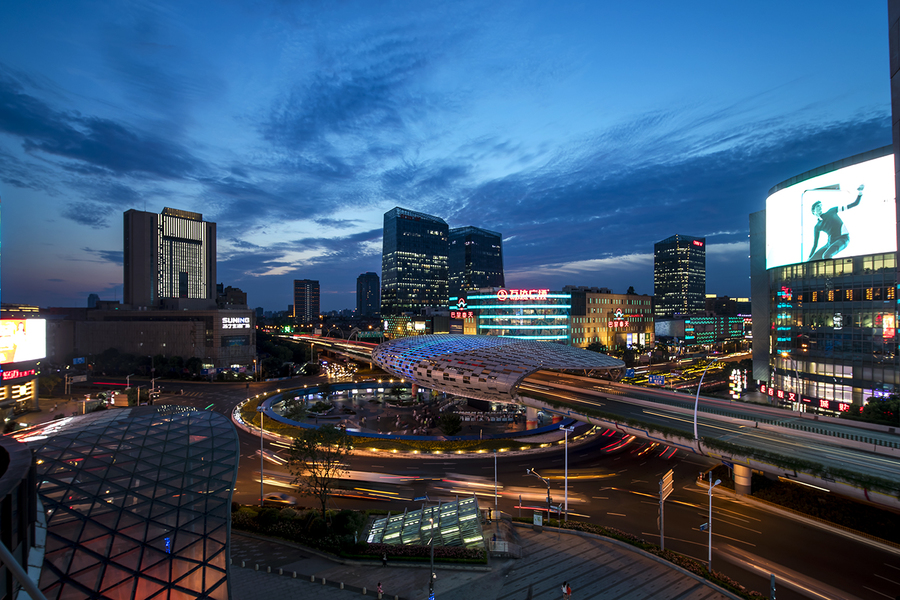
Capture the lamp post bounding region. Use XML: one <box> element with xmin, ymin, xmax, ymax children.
<box><xmin>559</xmin><ymin>425</ymin><xmax>574</xmax><ymax>520</ymax></box>
<box><xmin>257</xmin><ymin>405</ymin><xmax>265</xmax><ymax>506</ymax></box>
<box><xmin>125</xmin><ymin>373</ymin><xmax>134</xmax><ymax>390</ymax></box>
<box><xmin>706</xmin><ymin>474</ymin><xmax>721</xmax><ymax>569</ymax></box>
<box><xmin>693</xmin><ymin>357</ymin><xmax>721</xmax><ymax>442</ymax></box>
<box><xmin>493</xmin><ymin>449</ymin><xmax>498</xmax><ymax>509</ymax></box>
<box><xmin>525</xmin><ymin>468</ymin><xmax>551</xmax><ymax>519</ymax></box>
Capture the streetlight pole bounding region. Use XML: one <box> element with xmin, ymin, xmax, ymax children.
<box><xmin>707</xmin><ymin>474</ymin><xmax>721</xmax><ymax>569</ymax></box>
<box><xmin>525</xmin><ymin>468</ymin><xmax>551</xmax><ymax>520</ymax></box>
<box><xmin>257</xmin><ymin>405</ymin><xmax>265</xmax><ymax>506</ymax></box>
<box><xmin>493</xmin><ymin>449</ymin><xmax>498</xmax><ymax>509</ymax></box>
<box><xmin>559</xmin><ymin>425</ymin><xmax>574</xmax><ymax>520</ymax></box>
<box><xmin>693</xmin><ymin>357</ymin><xmax>721</xmax><ymax>442</ymax></box>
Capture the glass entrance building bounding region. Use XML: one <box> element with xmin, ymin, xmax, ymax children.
<box><xmin>449</xmin><ymin>288</ymin><xmax>571</xmax><ymax>342</ymax></box>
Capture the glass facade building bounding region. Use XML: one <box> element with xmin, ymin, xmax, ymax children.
<box><xmin>356</xmin><ymin>272</ymin><xmax>380</xmax><ymax>317</ymax></box>
<box><xmin>448</xmin><ymin>226</ymin><xmax>504</xmax><ymax>299</ymax></box>
<box><xmin>12</xmin><ymin>405</ymin><xmax>239</xmax><ymax>599</ymax></box>
<box><xmin>653</xmin><ymin>234</ymin><xmax>706</xmax><ymax>318</ymax></box>
<box><xmin>381</xmin><ymin>207</ymin><xmax>449</xmax><ymax>317</ymax></box>
<box><xmin>449</xmin><ymin>288</ymin><xmax>570</xmax><ymax>342</ymax></box>
<box><xmin>293</xmin><ymin>279</ymin><xmax>320</xmax><ymax>322</ymax></box>
<box><xmin>751</xmin><ymin>147</ymin><xmax>900</xmax><ymax>412</ymax></box>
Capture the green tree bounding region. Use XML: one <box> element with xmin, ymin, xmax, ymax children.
<box><xmin>39</xmin><ymin>374</ymin><xmax>62</xmax><ymax>397</ymax></box>
<box><xmin>389</xmin><ymin>385</ymin><xmax>405</xmax><ymax>402</ymax></box>
<box><xmin>438</xmin><ymin>413</ymin><xmax>463</xmax><ymax>436</ymax></box>
<box><xmin>585</xmin><ymin>341</ymin><xmax>609</xmax><ymax>354</ymax></box>
<box><xmin>289</xmin><ymin>424</ymin><xmax>352</xmax><ymax>519</ymax></box>
<box><xmin>185</xmin><ymin>357</ymin><xmax>203</xmax><ymax>377</ymax></box>
<box><xmin>317</xmin><ymin>380</ymin><xmax>333</xmax><ymax>402</ymax></box>
<box><xmin>626</xmin><ymin>286</ymin><xmax>636</xmax><ymax>295</ymax></box>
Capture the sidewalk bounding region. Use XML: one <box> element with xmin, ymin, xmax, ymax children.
<box><xmin>227</xmin><ymin>524</ymin><xmax>743</xmax><ymax>600</ymax></box>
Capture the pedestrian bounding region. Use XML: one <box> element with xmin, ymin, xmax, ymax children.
<box><xmin>382</xmin><ymin>552</ymin><xmax>387</xmax><ymax>567</ymax></box>
<box><xmin>561</xmin><ymin>582</ymin><xmax>568</xmax><ymax>600</ymax></box>
<box><xmin>377</xmin><ymin>582</ymin><xmax>383</xmax><ymax>595</ymax></box>
<box><xmin>566</xmin><ymin>583</ymin><xmax>572</xmax><ymax>599</ymax></box>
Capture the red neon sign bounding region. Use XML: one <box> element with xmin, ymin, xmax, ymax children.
<box><xmin>496</xmin><ymin>289</ymin><xmax>549</xmax><ymax>301</ymax></box>
<box><xmin>607</xmin><ymin>319</ymin><xmax>630</xmax><ymax>328</ymax></box>
<box><xmin>451</xmin><ymin>311</ymin><xmax>474</xmax><ymax>319</ymax></box>
<box><xmin>692</xmin><ymin>240</ymin><xmax>704</xmax><ymax>247</ymax></box>
<box><xmin>2</xmin><ymin>369</ymin><xmax>36</xmax><ymax>381</ymax></box>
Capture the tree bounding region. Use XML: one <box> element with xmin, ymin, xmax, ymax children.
<box><xmin>438</xmin><ymin>413</ymin><xmax>463</xmax><ymax>436</ymax></box>
<box><xmin>585</xmin><ymin>341</ymin><xmax>609</xmax><ymax>354</ymax></box>
<box><xmin>289</xmin><ymin>424</ymin><xmax>352</xmax><ymax>519</ymax></box>
<box><xmin>389</xmin><ymin>385</ymin><xmax>405</xmax><ymax>402</ymax></box>
<box><xmin>626</xmin><ymin>286</ymin><xmax>636</xmax><ymax>295</ymax></box>
<box><xmin>39</xmin><ymin>374</ymin><xmax>62</xmax><ymax>397</ymax></box>
<box><xmin>317</xmin><ymin>380</ymin><xmax>333</xmax><ymax>402</ymax></box>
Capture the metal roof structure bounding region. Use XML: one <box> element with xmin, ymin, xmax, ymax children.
<box><xmin>13</xmin><ymin>405</ymin><xmax>239</xmax><ymax>600</ymax></box>
<box><xmin>366</xmin><ymin>496</ymin><xmax>484</xmax><ymax>548</ymax></box>
<box><xmin>372</xmin><ymin>334</ymin><xmax>624</xmax><ymax>402</ymax></box>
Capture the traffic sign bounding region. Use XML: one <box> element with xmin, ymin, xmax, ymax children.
<box><xmin>660</xmin><ymin>469</ymin><xmax>674</xmax><ymax>501</ymax></box>
<box><xmin>649</xmin><ymin>375</ymin><xmax>665</xmax><ymax>385</ymax></box>
<box><xmin>625</xmin><ymin>369</ymin><xmax>635</xmax><ymax>378</ymax></box>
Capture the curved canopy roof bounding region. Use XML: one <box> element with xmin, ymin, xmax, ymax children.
<box><xmin>372</xmin><ymin>334</ymin><xmax>624</xmax><ymax>402</ymax></box>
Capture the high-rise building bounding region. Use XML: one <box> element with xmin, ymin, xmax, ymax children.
<box><xmin>381</xmin><ymin>207</ymin><xmax>449</xmax><ymax>316</ymax></box>
<box><xmin>653</xmin><ymin>234</ymin><xmax>706</xmax><ymax>318</ymax></box>
<box><xmin>356</xmin><ymin>272</ymin><xmax>380</xmax><ymax>316</ymax></box>
<box><xmin>449</xmin><ymin>226</ymin><xmax>504</xmax><ymax>298</ymax></box>
<box><xmin>124</xmin><ymin>207</ymin><xmax>216</xmax><ymax>307</ymax></box>
<box><xmin>293</xmin><ymin>279</ymin><xmax>320</xmax><ymax>322</ymax></box>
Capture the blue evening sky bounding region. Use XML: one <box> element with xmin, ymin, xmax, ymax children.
<box><xmin>0</xmin><ymin>1</ymin><xmax>891</xmax><ymax>311</ymax></box>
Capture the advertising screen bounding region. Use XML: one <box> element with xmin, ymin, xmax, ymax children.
<box><xmin>0</xmin><ymin>319</ymin><xmax>47</xmax><ymax>365</ymax></box>
<box><xmin>766</xmin><ymin>154</ymin><xmax>896</xmax><ymax>269</ymax></box>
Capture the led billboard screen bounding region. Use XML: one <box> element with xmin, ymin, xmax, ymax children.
<box><xmin>766</xmin><ymin>154</ymin><xmax>896</xmax><ymax>269</ymax></box>
<box><xmin>0</xmin><ymin>319</ymin><xmax>47</xmax><ymax>365</ymax></box>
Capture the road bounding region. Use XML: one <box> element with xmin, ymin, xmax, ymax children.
<box><xmin>143</xmin><ymin>378</ymin><xmax>900</xmax><ymax>600</ymax></box>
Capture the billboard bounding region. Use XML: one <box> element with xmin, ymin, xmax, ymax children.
<box><xmin>766</xmin><ymin>154</ymin><xmax>896</xmax><ymax>269</ymax></box>
<box><xmin>0</xmin><ymin>319</ymin><xmax>47</xmax><ymax>365</ymax></box>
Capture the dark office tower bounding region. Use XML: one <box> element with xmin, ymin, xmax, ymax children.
<box><xmin>653</xmin><ymin>234</ymin><xmax>706</xmax><ymax>318</ymax></box>
<box><xmin>356</xmin><ymin>272</ymin><xmax>380</xmax><ymax>316</ymax></box>
<box><xmin>381</xmin><ymin>207</ymin><xmax>449</xmax><ymax>316</ymax></box>
<box><xmin>124</xmin><ymin>207</ymin><xmax>216</xmax><ymax>307</ymax></box>
<box><xmin>87</xmin><ymin>293</ymin><xmax>99</xmax><ymax>308</ymax></box>
<box><xmin>448</xmin><ymin>226</ymin><xmax>504</xmax><ymax>298</ymax></box>
<box><xmin>293</xmin><ymin>279</ymin><xmax>320</xmax><ymax>322</ymax></box>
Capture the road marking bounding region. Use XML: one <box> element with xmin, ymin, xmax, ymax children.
<box><xmin>874</xmin><ymin>573</ymin><xmax>900</xmax><ymax>586</ymax></box>
<box><xmin>885</xmin><ymin>563</ymin><xmax>900</xmax><ymax>571</ymax></box>
<box><xmin>690</xmin><ymin>528</ymin><xmax>756</xmax><ymax>547</ymax></box>
<box><xmin>591</xmin><ymin>496</ymin><xmax>608</xmax><ymax>499</ymax></box>
<box><xmin>863</xmin><ymin>586</ymin><xmax>894</xmax><ymax>599</ymax></box>
<box><xmin>607</xmin><ymin>512</ymin><xmax>626</xmax><ymax>517</ymax></box>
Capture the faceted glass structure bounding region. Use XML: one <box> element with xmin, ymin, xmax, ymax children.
<box><xmin>13</xmin><ymin>405</ymin><xmax>238</xmax><ymax>600</ymax></box>
<box><xmin>448</xmin><ymin>226</ymin><xmax>504</xmax><ymax>299</ymax></box>
<box><xmin>653</xmin><ymin>234</ymin><xmax>706</xmax><ymax>318</ymax></box>
<box><xmin>366</xmin><ymin>497</ymin><xmax>484</xmax><ymax>548</ymax></box>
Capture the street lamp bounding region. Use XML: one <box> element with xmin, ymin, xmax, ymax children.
<box><xmin>493</xmin><ymin>449</ymin><xmax>498</xmax><ymax>509</ymax></box>
<box><xmin>125</xmin><ymin>373</ymin><xmax>134</xmax><ymax>390</ymax></box>
<box><xmin>693</xmin><ymin>357</ymin><xmax>721</xmax><ymax>443</ymax></box>
<box><xmin>257</xmin><ymin>405</ymin><xmax>265</xmax><ymax>506</ymax></box>
<box><xmin>525</xmin><ymin>468</ymin><xmax>551</xmax><ymax>519</ymax></box>
<box><xmin>559</xmin><ymin>425</ymin><xmax>575</xmax><ymax>520</ymax></box>
<box><xmin>702</xmin><ymin>474</ymin><xmax>722</xmax><ymax>570</ymax></box>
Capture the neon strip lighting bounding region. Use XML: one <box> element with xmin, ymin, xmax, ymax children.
<box><xmin>459</xmin><ymin>304</ymin><xmax>571</xmax><ymax>309</ymax></box>
<box><xmin>464</xmin><ymin>294</ymin><xmax>570</xmax><ymax>300</ymax></box>
<box><xmin>478</xmin><ymin>315</ymin><xmax>568</xmax><ymax>320</ymax></box>
<box><xmin>499</xmin><ymin>335</ymin><xmax>569</xmax><ymax>340</ymax></box>
<box><xmin>478</xmin><ymin>325</ymin><xmax>569</xmax><ymax>330</ymax></box>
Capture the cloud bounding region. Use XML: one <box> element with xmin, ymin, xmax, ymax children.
<box><xmin>80</xmin><ymin>247</ymin><xmax>124</xmax><ymax>265</ymax></box>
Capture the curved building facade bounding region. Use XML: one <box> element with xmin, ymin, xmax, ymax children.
<box><xmin>751</xmin><ymin>146</ymin><xmax>899</xmax><ymax>412</ymax></box>
<box><xmin>372</xmin><ymin>334</ymin><xmax>624</xmax><ymax>402</ymax></box>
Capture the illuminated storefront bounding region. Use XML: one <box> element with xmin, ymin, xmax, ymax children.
<box><xmin>0</xmin><ymin>307</ymin><xmax>44</xmax><ymax>412</ymax></box>
<box><xmin>751</xmin><ymin>146</ymin><xmax>899</xmax><ymax>412</ymax></box>
<box><xmin>448</xmin><ymin>288</ymin><xmax>570</xmax><ymax>343</ymax></box>
<box><xmin>565</xmin><ymin>286</ymin><xmax>654</xmax><ymax>350</ymax></box>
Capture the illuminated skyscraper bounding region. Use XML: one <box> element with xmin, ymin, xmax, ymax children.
<box><xmin>449</xmin><ymin>226</ymin><xmax>504</xmax><ymax>298</ymax></box>
<box><xmin>123</xmin><ymin>207</ymin><xmax>216</xmax><ymax>307</ymax></box>
<box><xmin>356</xmin><ymin>272</ymin><xmax>380</xmax><ymax>316</ymax></box>
<box><xmin>381</xmin><ymin>207</ymin><xmax>449</xmax><ymax>316</ymax></box>
<box><xmin>653</xmin><ymin>234</ymin><xmax>706</xmax><ymax>318</ymax></box>
<box><xmin>293</xmin><ymin>279</ymin><xmax>320</xmax><ymax>321</ymax></box>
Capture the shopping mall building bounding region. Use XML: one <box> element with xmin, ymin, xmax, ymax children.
<box><xmin>750</xmin><ymin>146</ymin><xmax>899</xmax><ymax>413</ymax></box>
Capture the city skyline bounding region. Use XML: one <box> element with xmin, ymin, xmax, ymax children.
<box><xmin>1</xmin><ymin>1</ymin><xmax>892</xmax><ymax>311</ymax></box>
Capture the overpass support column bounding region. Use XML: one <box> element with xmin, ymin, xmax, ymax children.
<box><xmin>411</xmin><ymin>384</ymin><xmax>418</xmax><ymax>396</ymax></box>
<box><xmin>526</xmin><ymin>407</ymin><xmax>539</xmax><ymax>429</ymax></box>
<box><xmin>734</xmin><ymin>464</ymin><xmax>752</xmax><ymax>496</ymax></box>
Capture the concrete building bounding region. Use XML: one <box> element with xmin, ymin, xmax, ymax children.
<box><xmin>653</xmin><ymin>234</ymin><xmax>706</xmax><ymax>318</ymax></box>
<box><xmin>565</xmin><ymin>286</ymin><xmax>654</xmax><ymax>350</ymax></box>
<box><xmin>449</xmin><ymin>287</ymin><xmax>571</xmax><ymax>343</ymax></box>
<box><xmin>293</xmin><ymin>279</ymin><xmax>320</xmax><ymax>322</ymax></box>
<box><xmin>356</xmin><ymin>272</ymin><xmax>380</xmax><ymax>317</ymax></box>
<box><xmin>381</xmin><ymin>207</ymin><xmax>449</xmax><ymax>316</ymax></box>
<box><xmin>124</xmin><ymin>208</ymin><xmax>216</xmax><ymax>308</ymax></box>
<box><xmin>448</xmin><ymin>226</ymin><xmax>504</xmax><ymax>299</ymax></box>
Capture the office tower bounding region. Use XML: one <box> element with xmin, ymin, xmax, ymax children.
<box><xmin>293</xmin><ymin>279</ymin><xmax>320</xmax><ymax>322</ymax></box>
<box><xmin>448</xmin><ymin>226</ymin><xmax>504</xmax><ymax>298</ymax></box>
<box><xmin>123</xmin><ymin>208</ymin><xmax>216</xmax><ymax>307</ymax></box>
<box><xmin>356</xmin><ymin>272</ymin><xmax>380</xmax><ymax>316</ymax></box>
<box><xmin>653</xmin><ymin>234</ymin><xmax>706</xmax><ymax>318</ymax></box>
<box><xmin>87</xmin><ymin>293</ymin><xmax>99</xmax><ymax>308</ymax></box>
<box><xmin>381</xmin><ymin>207</ymin><xmax>449</xmax><ymax>316</ymax></box>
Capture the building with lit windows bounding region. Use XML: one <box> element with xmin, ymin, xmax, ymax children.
<box><xmin>293</xmin><ymin>279</ymin><xmax>320</xmax><ymax>321</ymax></box>
<box><xmin>448</xmin><ymin>226</ymin><xmax>504</xmax><ymax>298</ymax></box>
<box><xmin>124</xmin><ymin>208</ymin><xmax>216</xmax><ymax>308</ymax></box>
<box><xmin>565</xmin><ymin>286</ymin><xmax>654</xmax><ymax>350</ymax></box>
<box><xmin>653</xmin><ymin>234</ymin><xmax>706</xmax><ymax>318</ymax></box>
<box><xmin>381</xmin><ymin>207</ymin><xmax>449</xmax><ymax>316</ymax></box>
<box><xmin>356</xmin><ymin>272</ymin><xmax>380</xmax><ymax>317</ymax></box>
<box><xmin>750</xmin><ymin>146</ymin><xmax>899</xmax><ymax>413</ymax></box>
<box><xmin>448</xmin><ymin>288</ymin><xmax>570</xmax><ymax>343</ymax></box>
<box><xmin>0</xmin><ymin>304</ymin><xmax>43</xmax><ymax>413</ymax></box>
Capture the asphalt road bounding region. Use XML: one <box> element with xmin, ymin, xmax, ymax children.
<box><xmin>139</xmin><ymin>378</ymin><xmax>900</xmax><ymax>600</ymax></box>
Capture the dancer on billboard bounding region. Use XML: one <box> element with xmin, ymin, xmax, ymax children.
<box><xmin>806</xmin><ymin>184</ymin><xmax>864</xmax><ymax>261</ymax></box>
